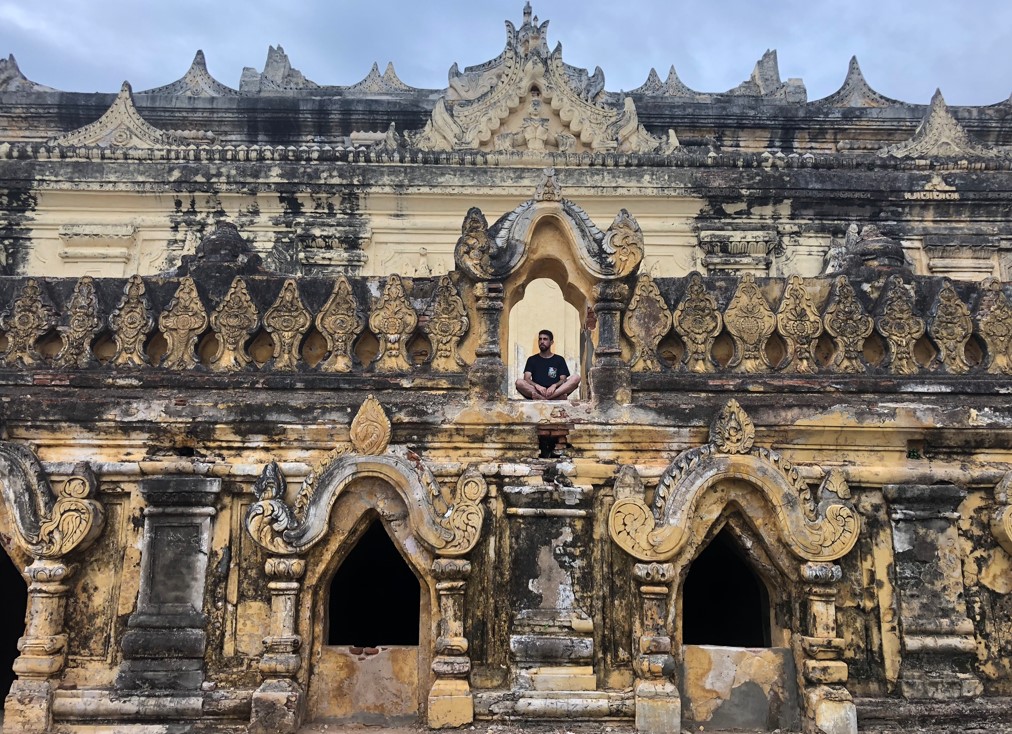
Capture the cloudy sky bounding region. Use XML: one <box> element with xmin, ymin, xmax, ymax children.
<box><xmin>1</xmin><ymin>0</ymin><xmax>1010</xmax><ymax>105</ymax></box>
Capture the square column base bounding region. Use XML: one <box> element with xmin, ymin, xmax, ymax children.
<box><xmin>635</xmin><ymin>680</ymin><xmax>681</xmax><ymax>734</ymax></box>
<box><xmin>249</xmin><ymin>678</ymin><xmax>304</xmax><ymax>734</ymax></box>
<box><xmin>428</xmin><ymin>678</ymin><xmax>474</xmax><ymax>728</ymax></box>
<box><xmin>4</xmin><ymin>679</ymin><xmax>55</xmax><ymax>734</ymax></box>
<box><xmin>805</xmin><ymin>687</ymin><xmax>857</xmax><ymax>734</ymax></box>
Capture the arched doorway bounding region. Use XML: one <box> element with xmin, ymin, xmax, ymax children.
<box><xmin>507</xmin><ymin>277</ymin><xmax>582</xmax><ymax>399</ymax></box>
<box><xmin>0</xmin><ymin>549</ymin><xmax>26</xmax><ymax>709</ymax></box>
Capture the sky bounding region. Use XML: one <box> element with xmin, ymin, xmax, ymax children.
<box><xmin>0</xmin><ymin>0</ymin><xmax>1010</xmax><ymax>105</ymax></box>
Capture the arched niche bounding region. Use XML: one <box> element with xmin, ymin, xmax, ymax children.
<box><xmin>301</xmin><ymin>478</ymin><xmax>435</xmax><ymax>726</ymax></box>
<box><xmin>0</xmin><ymin>540</ymin><xmax>27</xmax><ymax>709</ymax></box>
<box><xmin>502</xmin><ymin>214</ymin><xmax>595</xmax><ymax>398</ymax></box>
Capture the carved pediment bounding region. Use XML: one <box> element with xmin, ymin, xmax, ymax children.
<box><xmin>140</xmin><ymin>50</ymin><xmax>238</xmax><ymax>96</ymax></box>
<box><xmin>346</xmin><ymin>62</ymin><xmax>415</xmax><ymax>95</ymax></box>
<box><xmin>239</xmin><ymin>45</ymin><xmax>319</xmax><ymax>94</ymax></box>
<box><xmin>880</xmin><ymin>90</ymin><xmax>1007</xmax><ymax>159</ymax></box>
<box><xmin>412</xmin><ymin>6</ymin><xmax>669</xmax><ymax>154</ymax></box>
<box><xmin>0</xmin><ymin>53</ymin><xmax>55</xmax><ymax>93</ymax></box>
<box><xmin>815</xmin><ymin>56</ymin><xmax>905</xmax><ymax>108</ymax></box>
<box><xmin>49</xmin><ymin>82</ymin><xmax>212</xmax><ymax>148</ymax></box>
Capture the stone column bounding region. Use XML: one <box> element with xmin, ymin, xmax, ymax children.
<box><xmin>249</xmin><ymin>555</ymin><xmax>306</xmax><ymax>734</ymax></box>
<box><xmin>117</xmin><ymin>476</ymin><xmax>220</xmax><ymax>691</ymax></box>
<box><xmin>883</xmin><ymin>483</ymin><xmax>982</xmax><ymax>699</ymax></box>
<box><xmin>5</xmin><ymin>559</ymin><xmax>74</xmax><ymax>734</ymax></box>
<box><xmin>468</xmin><ymin>280</ymin><xmax>506</xmax><ymax>400</ymax></box>
<box><xmin>428</xmin><ymin>558</ymin><xmax>473</xmax><ymax>728</ymax></box>
<box><xmin>590</xmin><ymin>281</ymin><xmax>631</xmax><ymax>405</ymax></box>
<box><xmin>800</xmin><ymin>562</ymin><xmax>857</xmax><ymax>734</ymax></box>
<box><xmin>632</xmin><ymin>562</ymin><xmax>679</xmax><ymax>734</ymax></box>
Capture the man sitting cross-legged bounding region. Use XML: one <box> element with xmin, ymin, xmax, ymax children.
<box><xmin>515</xmin><ymin>329</ymin><xmax>581</xmax><ymax>400</ymax></box>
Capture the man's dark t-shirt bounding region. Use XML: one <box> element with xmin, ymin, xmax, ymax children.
<box><xmin>524</xmin><ymin>354</ymin><xmax>570</xmax><ymax>388</ymax></box>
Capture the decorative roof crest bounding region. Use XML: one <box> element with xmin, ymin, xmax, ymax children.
<box><xmin>0</xmin><ymin>53</ymin><xmax>55</xmax><ymax>93</ymax></box>
<box><xmin>239</xmin><ymin>45</ymin><xmax>319</xmax><ymax>94</ymax></box>
<box><xmin>815</xmin><ymin>56</ymin><xmax>904</xmax><ymax>108</ymax></box>
<box><xmin>632</xmin><ymin>49</ymin><xmax>805</xmax><ymax>102</ymax></box>
<box><xmin>49</xmin><ymin>82</ymin><xmax>213</xmax><ymax>148</ymax></box>
<box><xmin>880</xmin><ymin>89</ymin><xmax>1006</xmax><ymax>159</ymax></box>
<box><xmin>141</xmin><ymin>50</ymin><xmax>238</xmax><ymax>96</ymax></box>
<box><xmin>346</xmin><ymin>62</ymin><xmax>414</xmax><ymax>95</ymax></box>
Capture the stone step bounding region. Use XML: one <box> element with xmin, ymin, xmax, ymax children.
<box><xmin>476</xmin><ymin>689</ymin><xmax>634</xmax><ymax>720</ymax></box>
<box><xmin>529</xmin><ymin>664</ymin><xmax>597</xmax><ymax>691</ymax></box>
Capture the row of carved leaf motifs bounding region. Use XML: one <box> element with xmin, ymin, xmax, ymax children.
<box><xmin>0</xmin><ymin>273</ymin><xmax>470</xmax><ymax>372</ymax></box>
<box><xmin>623</xmin><ymin>272</ymin><xmax>1009</xmax><ymax>375</ymax></box>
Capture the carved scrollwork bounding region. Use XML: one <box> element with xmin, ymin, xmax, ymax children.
<box><xmin>454</xmin><ymin>207</ymin><xmax>496</xmax><ymax>281</ymax></box>
<box><xmin>159</xmin><ymin>276</ymin><xmax>207</xmax><ymax>370</ymax></box>
<box><xmin>602</xmin><ymin>209</ymin><xmax>644</xmax><ymax>278</ymax></box>
<box><xmin>316</xmin><ymin>276</ymin><xmax>364</xmax><ymax>373</ymax></box>
<box><xmin>209</xmin><ymin>277</ymin><xmax>258</xmax><ymax>371</ymax></box>
<box><xmin>441</xmin><ymin>468</ymin><xmax>489</xmax><ymax>555</ymax></box>
<box><xmin>245</xmin><ymin>461</ymin><xmax>299</xmax><ymax>556</ymax></box>
<box><xmin>623</xmin><ymin>273</ymin><xmax>671</xmax><ymax>372</ymax></box>
<box><xmin>0</xmin><ymin>279</ymin><xmax>57</xmax><ymax>367</ymax></box>
<box><xmin>976</xmin><ymin>278</ymin><xmax>1012</xmax><ymax>375</ymax></box>
<box><xmin>710</xmin><ymin>399</ymin><xmax>755</xmax><ymax>454</ymax></box>
<box><xmin>875</xmin><ymin>275</ymin><xmax>925</xmax><ymax>375</ymax></box>
<box><xmin>264</xmin><ymin>279</ymin><xmax>311</xmax><ymax>371</ymax></box>
<box><xmin>673</xmin><ymin>273</ymin><xmax>722</xmax><ymax>373</ymax></box>
<box><xmin>0</xmin><ymin>443</ymin><xmax>104</xmax><ymax>560</ymax></box>
<box><xmin>993</xmin><ymin>472</ymin><xmax>1012</xmax><ymax>556</ymax></box>
<box><xmin>609</xmin><ymin>401</ymin><xmax>859</xmax><ymax>563</ymax></box>
<box><xmin>424</xmin><ymin>275</ymin><xmax>469</xmax><ymax>372</ymax></box>
<box><xmin>724</xmin><ymin>273</ymin><xmax>776</xmax><ymax>372</ymax></box>
<box><xmin>776</xmin><ymin>275</ymin><xmax>823</xmax><ymax>374</ymax></box>
<box><xmin>349</xmin><ymin>395</ymin><xmax>391</xmax><ymax>456</ymax></box>
<box><xmin>823</xmin><ymin>276</ymin><xmax>873</xmax><ymax>374</ymax></box>
<box><xmin>928</xmin><ymin>280</ymin><xmax>973</xmax><ymax>374</ymax></box>
<box><xmin>109</xmin><ymin>275</ymin><xmax>153</xmax><ymax>367</ymax></box>
<box><xmin>369</xmin><ymin>275</ymin><xmax>418</xmax><ymax>372</ymax></box>
<box><xmin>54</xmin><ymin>276</ymin><xmax>101</xmax><ymax>369</ymax></box>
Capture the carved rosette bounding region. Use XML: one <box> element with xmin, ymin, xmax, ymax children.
<box><xmin>601</xmin><ymin>209</ymin><xmax>644</xmax><ymax>278</ymax></box>
<box><xmin>454</xmin><ymin>208</ymin><xmax>496</xmax><ymax>281</ymax></box>
<box><xmin>369</xmin><ymin>275</ymin><xmax>418</xmax><ymax>372</ymax></box>
<box><xmin>875</xmin><ymin>276</ymin><xmax>925</xmax><ymax>375</ymax></box>
<box><xmin>609</xmin><ymin>401</ymin><xmax>859</xmax><ymax>564</ymax></box>
<box><xmin>992</xmin><ymin>472</ymin><xmax>1012</xmax><ymax>556</ymax></box>
<box><xmin>109</xmin><ymin>275</ymin><xmax>153</xmax><ymax>366</ymax></box>
<box><xmin>159</xmin><ymin>276</ymin><xmax>208</xmax><ymax>370</ymax></box>
<box><xmin>316</xmin><ymin>276</ymin><xmax>364</xmax><ymax>373</ymax></box>
<box><xmin>724</xmin><ymin>273</ymin><xmax>776</xmax><ymax>372</ymax></box>
<box><xmin>0</xmin><ymin>279</ymin><xmax>57</xmax><ymax>367</ymax></box>
<box><xmin>53</xmin><ymin>276</ymin><xmax>101</xmax><ymax>369</ymax></box>
<box><xmin>823</xmin><ymin>276</ymin><xmax>873</xmax><ymax>374</ymax></box>
<box><xmin>777</xmin><ymin>275</ymin><xmax>823</xmax><ymax>373</ymax></box>
<box><xmin>210</xmin><ymin>277</ymin><xmax>259</xmax><ymax>371</ymax></box>
<box><xmin>976</xmin><ymin>278</ymin><xmax>1012</xmax><ymax>374</ymax></box>
<box><xmin>424</xmin><ymin>276</ymin><xmax>469</xmax><ymax>372</ymax></box>
<box><xmin>623</xmin><ymin>273</ymin><xmax>671</xmax><ymax>372</ymax></box>
<box><xmin>264</xmin><ymin>279</ymin><xmax>311</xmax><ymax>371</ymax></box>
<box><xmin>673</xmin><ymin>273</ymin><xmax>722</xmax><ymax>373</ymax></box>
<box><xmin>928</xmin><ymin>280</ymin><xmax>973</xmax><ymax>374</ymax></box>
<box><xmin>0</xmin><ymin>443</ymin><xmax>105</xmax><ymax>560</ymax></box>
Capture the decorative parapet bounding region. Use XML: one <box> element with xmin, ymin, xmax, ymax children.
<box><xmin>631</xmin><ymin>49</ymin><xmax>805</xmax><ymax>103</ymax></box>
<box><xmin>609</xmin><ymin>399</ymin><xmax>859</xmax><ymax>563</ymax></box>
<box><xmin>245</xmin><ymin>396</ymin><xmax>488</xmax><ymax>556</ymax></box>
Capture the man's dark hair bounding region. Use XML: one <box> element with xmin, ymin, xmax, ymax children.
<box><xmin>538</xmin><ymin>329</ymin><xmax>554</xmax><ymax>341</ymax></box>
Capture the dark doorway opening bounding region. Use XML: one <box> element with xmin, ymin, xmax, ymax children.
<box><xmin>682</xmin><ymin>529</ymin><xmax>771</xmax><ymax>647</ymax></box>
<box><xmin>328</xmin><ymin>519</ymin><xmax>420</xmax><ymax>646</ymax></box>
<box><xmin>0</xmin><ymin>551</ymin><xmax>26</xmax><ymax>707</ymax></box>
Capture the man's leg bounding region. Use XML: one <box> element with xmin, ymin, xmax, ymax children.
<box><xmin>516</xmin><ymin>379</ymin><xmax>537</xmax><ymax>399</ymax></box>
<box><xmin>551</xmin><ymin>374</ymin><xmax>581</xmax><ymax>399</ymax></box>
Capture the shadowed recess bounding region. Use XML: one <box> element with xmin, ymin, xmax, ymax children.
<box><xmin>0</xmin><ymin>550</ymin><xmax>26</xmax><ymax>706</ymax></box>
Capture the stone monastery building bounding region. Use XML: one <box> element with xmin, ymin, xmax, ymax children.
<box><xmin>0</xmin><ymin>5</ymin><xmax>1010</xmax><ymax>733</ymax></box>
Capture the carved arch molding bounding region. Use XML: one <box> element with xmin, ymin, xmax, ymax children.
<box><xmin>609</xmin><ymin>399</ymin><xmax>861</xmax><ymax>563</ymax></box>
<box><xmin>245</xmin><ymin>395</ymin><xmax>488</xmax><ymax>557</ymax></box>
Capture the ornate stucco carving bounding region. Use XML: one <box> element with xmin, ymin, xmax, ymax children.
<box><xmin>238</xmin><ymin>45</ymin><xmax>319</xmax><ymax>94</ymax></box>
<box><xmin>632</xmin><ymin>49</ymin><xmax>805</xmax><ymax>103</ymax></box>
<box><xmin>673</xmin><ymin>273</ymin><xmax>722</xmax><ymax>373</ymax></box>
<box><xmin>54</xmin><ymin>276</ymin><xmax>101</xmax><ymax>369</ymax></box>
<box><xmin>369</xmin><ymin>274</ymin><xmax>418</xmax><ymax>372</ymax></box>
<box><xmin>823</xmin><ymin>276</ymin><xmax>873</xmax><ymax>374</ymax></box>
<box><xmin>264</xmin><ymin>279</ymin><xmax>311</xmax><ymax>371</ymax></box>
<box><xmin>623</xmin><ymin>273</ymin><xmax>672</xmax><ymax>372</ymax></box>
<box><xmin>316</xmin><ymin>275</ymin><xmax>364</xmax><ymax>373</ymax></box>
<box><xmin>159</xmin><ymin>276</ymin><xmax>208</xmax><ymax>370</ymax></box>
<box><xmin>928</xmin><ymin>280</ymin><xmax>973</xmax><ymax>374</ymax></box>
<box><xmin>880</xmin><ymin>90</ymin><xmax>1006</xmax><ymax>159</ymax></box>
<box><xmin>424</xmin><ymin>275</ymin><xmax>469</xmax><ymax>372</ymax></box>
<box><xmin>140</xmin><ymin>50</ymin><xmax>238</xmax><ymax>96</ymax></box>
<box><xmin>815</xmin><ymin>57</ymin><xmax>905</xmax><ymax>108</ymax></box>
<box><xmin>976</xmin><ymin>278</ymin><xmax>1012</xmax><ymax>374</ymax></box>
<box><xmin>0</xmin><ymin>53</ymin><xmax>56</xmax><ymax>93</ymax></box>
<box><xmin>49</xmin><ymin>82</ymin><xmax>212</xmax><ymax>148</ymax></box>
<box><xmin>210</xmin><ymin>277</ymin><xmax>259</xmax><ymax>371</ymax></box>
<box><xmin>993</xmin><ymin>472</ymin><xmax>1012</xmax><ymax>556</ymax></box>
<box><xmin>723</xmin><ymin>273</ymin><xmax>776</xmax><ymax>372</ymax></box>
<box><xmin>0</xmin><ymin>278</ymin><xmax>57</xmax><ymax>368</ymax></box>
<box><xmin>110</xmin><ymin>275</ymin><xmax>154</xmax><ymax>367</ymax></box>
<box><xmin>609</xmin><ymin>400</ymin><xmax>859</xmax><ymax>563</ymax></box>
<box><xmin>777</xmin><ymin>275</ymin><xmax>823</xmax><ymax>374</ymax></box>
<box><xmin>412</xmin><ymin>6</ymin><xmax>671</xmax><ymax>153</ymax></box>
<box><xmin>459</xmin><ymin>172</ymin><xmax>644</xmax><ymax>282</ymax></box>
<box><xmin>346</xmin><ymin>62</ymin><xmax>414</xmax><ymax>95</ymax></box>
<box><xmin>245</xmin><ymin>397</ymin><xmax>487</xmax><ymax>556</ymax></box>
<box><xmin>0</xmin><ymin>443</ymin><xmax>104</xmax><ymax>559</ymax></box>
<box><xmin>874</xmin><ymin>275</ymin><xmax>925</xmax><ymax>375</ymax></box>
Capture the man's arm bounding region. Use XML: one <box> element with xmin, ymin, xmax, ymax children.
<box><xmin>520</xmin><ymin>370</ymin><xmax>549</xmax><ymax>398</ymax></box>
